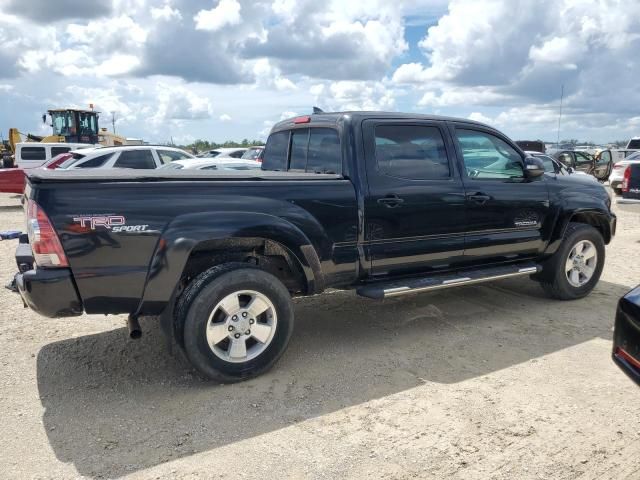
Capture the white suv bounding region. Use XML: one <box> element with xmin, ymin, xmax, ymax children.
<box><xmin>610</xmin><ymin>151</ymin><xmax>640</xmax><ymax>195</ymax></box>
<box><xmin>59</xmin><ymin>145</ymin><xmax>194</xmax><ymax>170</ymax></box>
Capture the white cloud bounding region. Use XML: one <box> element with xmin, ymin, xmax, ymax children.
<box><xmin>67</xmin><ymin>16</ymin><xmax>147</xmax><ymax>50</ymax></box>
<box><xmin>313</xmin><ymin>80</ymin><xmax>396</xmax><ymax>111</ymax></box>
<box><xmin>468</xmin><ymin>112</ymin><xmax>493</xmax><ymax>124</ymax></box>
<box><xmin>153</xmin><ymin>84</ymin><xmax>213</xmax><ymax>122</ymax></box>
<box><xmin>252</xmin><ymin>58</ymin><xmax>297</xmax><ymax>91</ymax></box>
<box><xmin>194</xmin><ymin>0</ymin><xmax>241</xmax><ymax>31</ymax></box>
<box><xmin>151</xmin><ymin>4</ymin><xmax>182</xmax><ymax>21</ymax></box>
<box><xmin>219</xmin><ymin>113</ymin><xmax>232</xmax><ymax>121</ymax></box>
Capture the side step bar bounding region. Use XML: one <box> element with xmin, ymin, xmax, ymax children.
<box><xmin>356</xmin><ymin>263</ymin><xmax>540</xmax><ymax>299</ymax></box>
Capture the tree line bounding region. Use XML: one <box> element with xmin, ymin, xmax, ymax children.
<box><xmin>177</xmin><ymin>138</ymin><xmax>264</xmax><ymax>152</ymax></box>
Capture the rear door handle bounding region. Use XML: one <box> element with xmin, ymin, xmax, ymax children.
<box><xmin>466</xmin><ymin>193</ymin><xmax>491</xmax><ymax>204</ymax></box>
<box><xmin>377</xmin><ymin>195</ymin><xmax>404</xmax><ymax>208</ymax></box>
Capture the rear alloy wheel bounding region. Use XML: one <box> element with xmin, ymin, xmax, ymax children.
<box><xmin>206</xmin><ymin>290</ymin><xmax>278</xmax><ymax>363</ymax></box>
<box><xmin>176</xmin><ymin>263</ymin><xmax>294</xmax><ymax>382</ymax></box>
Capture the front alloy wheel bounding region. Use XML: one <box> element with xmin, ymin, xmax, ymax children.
<box><xmin>565</xmin><ymin>240</ymin><xmax>598</xmax><ymax>287</ymax></box>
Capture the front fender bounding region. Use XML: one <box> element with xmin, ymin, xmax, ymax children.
<box><xmin>546</xmin><ymin>206</ymin><xmax>615</xmax><ymax>256</ymax></box>
<box><xmin>136</xmin><ymin>211</ymin><xmax>324</xmax><ymax>315</ymax></box>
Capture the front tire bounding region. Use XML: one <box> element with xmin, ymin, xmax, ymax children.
<box><xmin>538</xmin><ymin>222</ymin><xmax>605</xmax><ymax>300</ymax></box>
<box><xmin>176</xmin><ymin>263</ymin><xmax>294</xmax><ymax>382</ymax></box>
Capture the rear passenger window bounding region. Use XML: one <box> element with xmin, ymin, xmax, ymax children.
<box><xmin>289</xmin><ymin>130</ymin><xmax>308</xmax><ymax>171</ymax></box>
<box><xmin>375</xmin><ymin>125</ymin><xmax>449</xmax><ymax>179</ymax></box>
<box><xmin>75</xmin><ymin>153</ymin><xmax>114</xmax><ymax>168</ymax></box>
<box><xmin>114</xmin><ymin>150</ymin><xmax>156</xmax><ymax>169</ymax></box>
<box><xmin>262</xmin><ymin>131</ymin><xmax>289</xmax><ymax>170</ymax></box>
<box><xmin>21</xmin><ymin>147</ymin><xmax>46</xmax><ymax>161</ymax></box>
<box><xmin>307</xmin><ymin>129</ymin><xmax>341</xmax><ymax>174</ymax></box>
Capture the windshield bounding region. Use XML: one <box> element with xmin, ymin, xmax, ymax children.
<box><xmin>626</xmin><ymin>151</ymin><xmax>640</xmax><ymax>161</ymax></box>
<box><xmin>50</xmin><ymin>111</ymin><xmax>76</xmax><ymax>136</ymax></box>
<box><xmin>78</xmin><ymin>112</ymin><xmax>98</xmax><ymax>136</ymax></box>
<box><xmin>627</xmin><ymin>139</ymin><xmax>640</xmax><ymax>149</ymax></box>
<box><xmin>241</xmin><ymin>148</ymin><xmax>263</xmax><ymax>160</ymax></box>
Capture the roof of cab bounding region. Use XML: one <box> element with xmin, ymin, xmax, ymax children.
<box><xmin>271</xmin><ymin>111</ymin><xmax>491</xmax><ymax>132</ymax></box>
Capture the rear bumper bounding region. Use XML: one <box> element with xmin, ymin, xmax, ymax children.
<box><xmin>612</xmin><ymin>287</ymin><xmax>640</xmax><ymax>386</ymax></box>
<box><xmin>13</xmin><ymin>239</ymin><xmax>82</xmax><ymax>318</ymax></box>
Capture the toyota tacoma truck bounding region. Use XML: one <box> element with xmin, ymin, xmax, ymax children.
<box><xmin>12</xmin><ymin>112</ymin><xmax>616</xmax><ymax>382</ymax></box>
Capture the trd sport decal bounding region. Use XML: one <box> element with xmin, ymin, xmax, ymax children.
<box><xmin>72</xmin><ymin>215</ymin><xmax>149</xmax><ymax>232</ymax></box>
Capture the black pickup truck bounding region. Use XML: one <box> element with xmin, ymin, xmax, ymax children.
<box><xmin>13</xmin><ymin>112</ymin><xmax>616</xmax><ymax>382</ymax></box>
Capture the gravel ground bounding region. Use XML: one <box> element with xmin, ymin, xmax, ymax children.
<box><xmin>1</xmin><ymin>191</ymin><xmax>639</xmax><ymax>480</ymax></box>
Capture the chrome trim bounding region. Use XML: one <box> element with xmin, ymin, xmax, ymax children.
<box><xmin>383</xmin><ymin>266</ymin><xmax>539</xmax><ymax>298</ymax></box>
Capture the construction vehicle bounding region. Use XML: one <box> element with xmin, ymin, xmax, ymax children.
<box><xmin>45</xmin><ymin>108</ymin><xmax>126</xmax><ymax>146</ymax></box>
<box><xmin>2</xmin><ymin>107</ymin><xmax>127</xmax><ymax>167</ymax></box>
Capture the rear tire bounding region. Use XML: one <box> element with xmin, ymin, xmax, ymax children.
<box><xmin>613</xmin><ymin>187</ymin><xmax>622</xmax><ymax>196</ymax></box>
<box><xmin>175</xmin><ymin>263</ymin><xmax>294</xmax><ymax>382</ymax></box>
<box><xmin>538</xmin><ymin>222</ymin><xmax>605</xmax><ymax>300</ymax></box>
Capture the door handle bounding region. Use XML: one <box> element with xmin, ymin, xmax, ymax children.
<box><xmin>466</xmin><ymin>192</ymin><xmax>491</xmax><ymax>204</ymax></box>
<box><xmin>377</xmin><ymin>194</ymin><xmax>404</xmax><ymax>208</ymax></box>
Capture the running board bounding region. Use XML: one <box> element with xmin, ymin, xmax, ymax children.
<box><xmin>356</xmin><ymin>263</ymin><xmax>540</xmax><ymax>299</ymax></box>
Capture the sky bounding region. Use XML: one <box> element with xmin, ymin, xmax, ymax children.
<box><xmin>1</xmin><ymin>0</ymin><xmax>639</xmax><ymax>145</ymax></box>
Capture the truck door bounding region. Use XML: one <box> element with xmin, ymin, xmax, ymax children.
<box><xmin>450</xmin><ymin>124</ymin><xmax>551</xmax><ymax>265</ymax></box>
<box><xmin>362</xmin><ymin>120</ymin><xmax>466</xmax><ymax>276</ymax></box>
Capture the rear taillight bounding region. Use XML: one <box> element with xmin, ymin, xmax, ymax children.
<box><xmin>26</xmin><ymin>200</ymin><xmax>68</xmax><ymax>267</ymax></box>
<box><xmin>614</xmin><ymin>346</ymin><xmax>640</xmax><ymax>370</ymax></box>
<box><xmin>622</xmin><ymin>166</ymin><xmax>631</xmax><ymax>192</ymax></box>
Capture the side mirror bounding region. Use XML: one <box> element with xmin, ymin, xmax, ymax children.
<box><xmin>524</xmin><ymin>156</ymin><xmax>545</xmax><ymax>178</ymax></box>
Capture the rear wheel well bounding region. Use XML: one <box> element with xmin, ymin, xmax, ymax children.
<box><xmin>568</xmin><ymin>212</ymin><xmax>611</xmax><ymax>244</ymax></box>
<box><xmin>178</xmin><ymin>238</ymin><xmax>308</xmax><ymax>297</ymax></box>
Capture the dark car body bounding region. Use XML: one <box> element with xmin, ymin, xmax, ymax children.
<box><xmin>613</xmin><ymin>286</ymin><xmax>640</xmax><ymax>385</ymax></box>
<box><xmin>14</xmin><ymin>112</ymin><xmax>615</xmax><ymax>319</ymax></box>
<box><xmin>622</xmin><ymin>163</ymin><xmax>640</xmax><ymax>199</ymax></box>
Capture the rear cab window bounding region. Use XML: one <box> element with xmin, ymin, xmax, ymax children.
<box><xmin>262</xmin><ymin>128</ymin><xmax>341</xmax><ymax>174</ymax></box>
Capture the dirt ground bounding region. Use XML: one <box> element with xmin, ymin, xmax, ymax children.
<box><xmin>0</xmin><ymin>191</ymin><xmax>639</xmax><ymax>480</ymax></box>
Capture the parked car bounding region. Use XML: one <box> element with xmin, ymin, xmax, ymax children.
<box><xmin>621</xmin><ymin>163</ymin><xmax>640</xmax><ymax>200</ymax></box>
<box><xmin>526</xmin><ymin>152</ymin><xmax>591</xmax><ymax>177</ymax></box>
<box><xmin>15</xmin><ymin>142</ymin><xmax>90</xmax><ymax>169</ymax></box>
<box><xmin>551</xmin><ymin>150</ymin><xmax>595</xmax><ymax>172</ymax></box>
<box><xmin>11</xmin><ymin>111</ymin><xmax>615</xmax><ymax>382</ymax></box>
<box><xmin>197</xmin><ymin>148</ymin><xmax>247</xmax><ymax>159</ymax></box>
<box><xmin>550</xmin><ymin>149</ymin><xmax>612</xmax><ymax>182</ymax></box>
<box><xmin>161</xmin><ymin>158</ymin><xmax>261</xmax><ymax>171</ymax></box>
<box><xmin>58</xmin><ymin>145</ymin><xmax>194</xmax><ymax>170</ymax></box>
<box><xmin>609</xmin><ymin>151</ymin><xmax>640</xmax><ymax>195</ymax></box>
<box><xmin>613</xmin><ymin>286</ymin><xmax>640</xmax><ymax>386</ymax></box>
<box><xmin>241</xmin><ymin>146</ymin><xmax>265</xmax><ymax>162</ymax></box>
<box><xmin>516</xmin><ymin>140</ymin><xmax>545</xmax><ymax>153</ymax></box>
<box><xmin>626</xmin><ymin>137</ymin><xmax>640</xmax><ymax>149</ymax></box>
<box><xmin>0</xmin><ymin>151</ymin><xmax>85</xmax><ymax>194</ymax></box>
